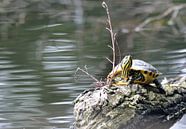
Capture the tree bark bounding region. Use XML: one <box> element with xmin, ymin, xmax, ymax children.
<box><xmin>72</xmin><ymin>76</ymin><xmax>186</xmax><ymax>129</ymax></box>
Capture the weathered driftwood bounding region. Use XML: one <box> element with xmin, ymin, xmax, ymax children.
<box><xmin>72</xmin><ymin>76</ymin><xmax>186</xmax><ymax>129</ymax></box>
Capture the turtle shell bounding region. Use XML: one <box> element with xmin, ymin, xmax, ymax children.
<box><xmin>130</xmin><ymin>59</ymin><xmax>161</xmax><ymax>84</ymax></box>
<box><xmin>132</xmin><ymin>59</ymin><xmax>160</xmax><ymax>73</ymax></box>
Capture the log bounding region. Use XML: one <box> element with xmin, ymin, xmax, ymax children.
<box><xmin>72</xmin><ymin>76</ymin><xmax>186</xmax><ymax>129</ymax></box>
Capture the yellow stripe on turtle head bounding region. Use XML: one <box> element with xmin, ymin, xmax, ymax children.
<box><xmin>120</xmin><ymin>55</ymin><xmax>132</xmax><ymax>78</ymax></box>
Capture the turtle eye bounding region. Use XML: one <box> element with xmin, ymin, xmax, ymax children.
<box><xmin>144</xmin><ymin>71</ymin><xmax>147</xmax><ymax>74</ymax></box>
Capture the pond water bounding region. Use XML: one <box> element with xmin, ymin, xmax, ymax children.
<box><xmin>0</xmin><ymin>0</ymin><xmax>185</xmax><ymax>129</ymax></box>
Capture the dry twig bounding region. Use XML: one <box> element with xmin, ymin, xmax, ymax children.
<box><xmin>75</xmin><ymin>66</ymin><xmax>106</xmax><ymax>87</ymax></box>
<box><xmin>75</xmin><ymin>1</ymin><xmax>118</xmax><ymax>87</ymax></box>
<box><xmin>102</xmin><ymin>1</ymin><xmax>116</xmax><ymax>71</ymax></box>
<box><xmin>135</xmin><ymin>4</ymin><xmax>186</xmax><ymax>32</ymax></box>
<box><xmin>75</xmin><ymin>66</ymin><xmax>99</xmax><ymax>82</ymax></box>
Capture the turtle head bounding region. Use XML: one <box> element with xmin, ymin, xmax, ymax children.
<box><xmin>121</xmin><ymin>55</ymin><xmax>132</xmax><ymax>69</ymax></box>
<box><xmin>120</xmin><ymin>55</ymin><xmax>132</xmax><ymax>78</ymax></box>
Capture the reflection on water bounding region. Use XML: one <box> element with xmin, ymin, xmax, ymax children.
<box><xmin>0</xmin><ymin>0</ymin><xmax>185</xmax><ymax>129</ymax></box>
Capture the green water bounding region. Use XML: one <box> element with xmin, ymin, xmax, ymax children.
<box><xmin>0</xmin><ymin>0</ymin><xmax>185</xmax><ymax>129</ymax></box>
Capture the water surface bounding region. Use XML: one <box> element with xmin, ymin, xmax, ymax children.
<box><xmin>0</xmin><ymin>0</ymin><xmax>185</xmax><ymax>129</ymax></box>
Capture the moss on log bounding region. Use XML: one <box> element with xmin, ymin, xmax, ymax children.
<box><xmin>72</xmin><ymin>76</ymin><xmax>186</xmax><ymax>129</ymax></box>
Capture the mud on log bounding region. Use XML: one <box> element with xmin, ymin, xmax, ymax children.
<box><xmin>72</xmin><ymin>76</ymin><xmax>186</xmax><ymax>129</ymax></box>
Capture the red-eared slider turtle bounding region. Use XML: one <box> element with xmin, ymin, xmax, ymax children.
<box><xmin>107</xmin><ymin>55</ymin><xmax>165</xmax><ymax>93</ymax></box>
<box><xmin>107</xmin><ymin>55</ymin><xmax>132</xmax><ymax>82</ymax></box>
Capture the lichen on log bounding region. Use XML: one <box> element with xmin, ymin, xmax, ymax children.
<box><xmin>72</xmin><ymin>76</ymin><xmax>186</xmax><ymax>129</ymax></box>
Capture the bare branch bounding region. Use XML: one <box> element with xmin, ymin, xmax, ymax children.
<box><xmin>84</xmin><ymin>65</ymin><xmax>88</xmax><ymax>72</ymax></box>
<box><xmin>106</xmin><ymin>57</ymin><xmax>113</xmax><ymax>64</ymax></box>
<box><xmin>102</xmin><ymin>1</ymin><xmax>107</xmax><ymax>9</ymax></box>
<box><xmin>106</xmin><ymin>27</ymin><xmax>111</xmax><ymax>32</ymax></box>
<box><xmin>107</xmin><ymin>45</ymin><xmax>113</xmax><ymax>50</ymax></box>
<box><xmin>102</xmin><ymin>1</ymin><xmax>116</xmax><ymax>72</ymax></box>
<box><xmin>115</xmin><ymin>40</ymin><xmax>121</xmax><ymax>62</ymax></box>
<box><xmin>75</xmin><ymin>67</ymin><xmax>99</xmax><ymax>82</ymax></box>
<box><xmin>114</xmin><ymin>33</ymin><xmax>117</xmax><ymax>41</ymax></box>
<box><xmin>135</xmin><ymin>4</ymin><xmax>186</xmax><ymax>32</ymax></box>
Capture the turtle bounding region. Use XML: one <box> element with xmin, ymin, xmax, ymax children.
<box><xmin>107</xmin><ymin>55</ymin><xmax>165</xmax><ymax>93</ymax></box>
<box><xmin>107</xmin><ymin>55</ymin><xmax>132</xmax><ymax>82</ymax></box>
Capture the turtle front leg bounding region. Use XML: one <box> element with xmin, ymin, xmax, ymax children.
<box><xmin>128</xmin><ymin>75</ymin><xmax>140</xmax><ymax>84</ymax></box>
<box><xmin>153</xmin><ymin>79</ymin><xmax>166</xmax><ymax>94</ymax></box>
<box><xmin>128</xmin><ymin>70</ymin><xmax>143</xmax><ymax>84</ymax></box>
